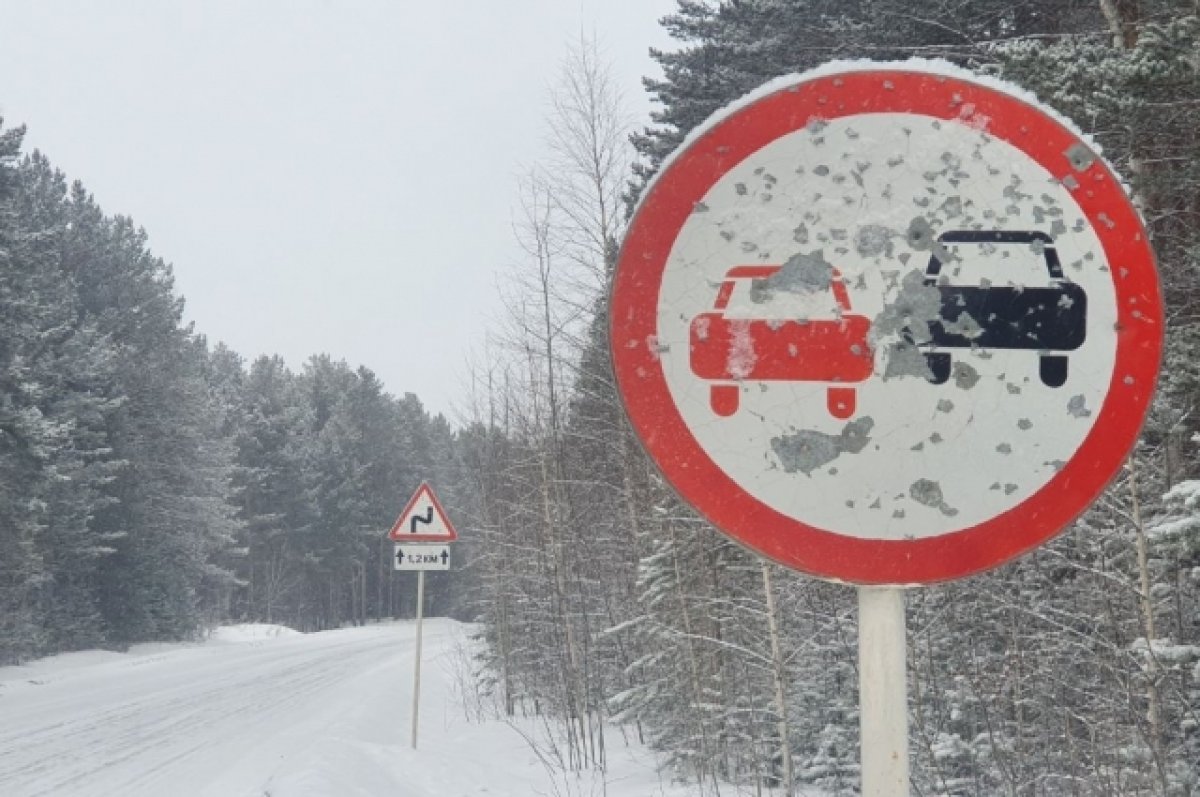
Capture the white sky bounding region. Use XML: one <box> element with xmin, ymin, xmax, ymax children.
<box><xmin>0</xmin><ymin>0</ymin><xmax>678</xmax><ymax>419</ymax></box>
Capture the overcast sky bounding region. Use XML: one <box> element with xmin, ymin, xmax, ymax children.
<box><xmin>0</xmin><ymin>0</ymin><xmax>677</xmax><ymax>419</ymax></box>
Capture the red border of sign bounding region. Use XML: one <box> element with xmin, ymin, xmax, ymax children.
<box><xmin>387</xmin><ymin>482</ymin><xmax>459</xmax><ymax>542</ymax></box>
<box><xmin>610</xmin><ymin>68</ymin><xmax>1162</xmax><ymax>585</ymax></box>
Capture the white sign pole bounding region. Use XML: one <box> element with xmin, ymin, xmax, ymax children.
<box><xmin>411</xmin><ymin>570</ymin><xmax>425</xmax><ymax>750</ymax></box>
<box><xmin>858</xmin><ymin>587</ymin><xmax>910</xmax><ymax>796</ymax></box>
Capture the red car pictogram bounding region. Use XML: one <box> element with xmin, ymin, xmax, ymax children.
<box><xmin>689</xmin><ymin>265</ymin><xmax>874</xmax><ymax>419</ymax></box>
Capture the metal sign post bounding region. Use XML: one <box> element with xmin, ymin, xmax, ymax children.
<box><xmin>608</xmin><ymin>62</ymin><xmax>1161</xmax><ymax>796</ymax></box>
<box><xmin>411</xmin><ymin>569</ymin><xmax>425</xmax><ymax>750</ymax></box>
<box><xmin>858</xmin><ymin>588</ymin><xmax>910</xmax><ymax>795</ymax></box>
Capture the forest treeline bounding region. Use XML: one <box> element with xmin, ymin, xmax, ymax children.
<box><xmin>2</xmin><ymin>0</ymin><xmax>1199</xmax><ymax>794</ymax></box>
<box><xmin>0</xmin><ymin>133</ymin><xmax>465</xmax><ymax>656</ymax></box>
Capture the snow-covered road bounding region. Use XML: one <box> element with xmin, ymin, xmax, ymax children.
<box><xmin>0</xmin><ymin>620</ymin><xmax>689</xmax><ymax>797</ymax></box>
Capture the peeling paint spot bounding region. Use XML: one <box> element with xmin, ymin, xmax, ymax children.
<box><xmin>771</xmin><ymin>417</ymin><xmax>875</xmax><ymax>475</ymax></box>
<box><xmin>1004</xmin><ymin>483</ymin><xmax>1018</xmax><ymax>495</ymax></box>
<box><xmin>942</xmin><ymin>311</ymin><xmax>984</xmax><ymax>340</ymax></box>
<box><xmin>855</xmin><ymin>224</ymin><xmax>895</xmax><ymax>258</ymax></box>
<box><xmin>909</xmin><ymin>479</ymin><xmax>959</xmax><ymax>517</ymax></box>
<box><xmin>1068</xmin><ymin>394</ymin><xmax>1092</xmax><ymax>418</ymax></box>
<box><xmin>872</xmin><ymin>269</ymin><xmax>943</xmax><ymax>380</ymax></box>
<box><xmin>952</xmin><ymin>361</ymin><xmax>980</xmax><ymax>389</ymax></box>
<box><xmin>937</xmin><ymin>399</ymin><xmax>954</xmax><ymax>413</ymax></box>
<box><xmin>693</xmin><ymin>201</ymin><xmax>709</xmax><ymax>213</ymax></box>
<box><xmin>1018</xmin><ymin>418</ymin><xmax>1033</xmax><ymax>430</ymax></box>
<box><xmin>905</xmin><ymin>217</ymin><xmax>953</xmax><ymax>264</ymax></box>
<box><xmin>881</xmin><ymin>341</ymin><xmax>934</xmax><ymax>381</ymax></box>
<box><xmin>997</xmin><ymin>443</ymin><xmax>1012</xmax><ymax>454</ymax></box>
<box><xmin>735</xmin><ymin>183</ymin><xmax>748</xmax><ymax>196</ymax></box>
<box><xmin>753</xmin><ymin>249</ymin><xmax>833</xmax><ymax>301</ymax></box>
<box><xmin>930</xmin><ymin>432</ymin><xmax>943</xmax><ymax>444</ymax></box>
<box><xmin>1065</xmin><ymin>142</ymin><xmax>1096</xmax><ymax>171</ymax></box>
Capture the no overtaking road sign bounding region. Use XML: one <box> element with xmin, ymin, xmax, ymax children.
<box><xmin>610</xmin><ymin>64</ymin><xmax>1162</xmax><ymax>585</ymax></box>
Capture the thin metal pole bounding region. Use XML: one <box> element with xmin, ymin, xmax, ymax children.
<box><xmin>858</xmin><ymin>587</ymin><xmax>910</xmax><ymax>796</ymax></box>
<box><xmin>412</xmin><ymin>570</ymin><xmax>425</xmax><ymax>750</ymax></box>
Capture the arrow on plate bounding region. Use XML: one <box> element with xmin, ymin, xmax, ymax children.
<box><xmin>395</xmin><ymin>548</ymin><xmax>405</xmax><ymax>564</ymax></box>
<box><xmin>440</xmin><ymin>549</ymin><xmax>449</xmax><ymax>565</ymax></box>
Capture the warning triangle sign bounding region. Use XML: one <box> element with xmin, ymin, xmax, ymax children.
<box><xmin>387</xmin><ymin>482</ymin><xmax>458</xmax><ymax>542</ymax></box>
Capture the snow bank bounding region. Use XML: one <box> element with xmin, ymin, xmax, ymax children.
<box><xmin>206</xmin><ymin>622</ymin><xmax>303</xmax><ymax>643</ymax></box>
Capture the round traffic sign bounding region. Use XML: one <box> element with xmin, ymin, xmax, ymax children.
<box><xmin>610</xmin><ymin>63</ymin><xmax>1162</xmax><ymax>584</ymax></box>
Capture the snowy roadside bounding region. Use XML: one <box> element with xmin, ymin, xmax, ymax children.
<box><xmin>0</xmin><ymin>619</ymin><xmax>820</xmax><ymax>797</ymax></box>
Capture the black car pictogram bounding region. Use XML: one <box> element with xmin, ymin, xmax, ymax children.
<box><xmin>912</xmin><ymin>230</ymin><xmax>1087</xmax><ymax>388</ymax></box>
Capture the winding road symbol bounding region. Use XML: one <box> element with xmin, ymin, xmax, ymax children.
<box><xmin>409</xmin><ymin>506</ymin><xmax>435</xmax><ymax>534</ymax></box>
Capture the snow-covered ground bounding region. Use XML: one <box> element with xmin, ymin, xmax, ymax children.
<box><xmin>0</xmin><ymin>619</ymin><xmax>702</xmax><ymax>796</ymax></box>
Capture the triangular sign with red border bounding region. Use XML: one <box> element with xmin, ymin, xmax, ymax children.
<box><xmin>387</xmin><ymin>482</ymin><xmax>458</xmax><ymax>542</ymax></box>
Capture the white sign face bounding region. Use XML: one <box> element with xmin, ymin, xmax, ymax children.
<box><xmin>656</xmin><ymin>111</ymin><xmax>1117</xmax><ymax>541</ymax></box>
<box><xmin>394</xmin><ymin>543</ymin><xmax>451</xmax><ymax>571</ymax></box>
